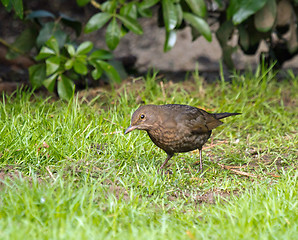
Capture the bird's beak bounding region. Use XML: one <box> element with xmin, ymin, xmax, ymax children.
<box><xmin>124</xmin><ymin>125</ymin><xmax>137</xmax><ymax>134</ymax></box>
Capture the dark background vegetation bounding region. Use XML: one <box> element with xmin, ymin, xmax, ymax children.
<box><xmin>1</xmin><ymin>0</ymin><xmax>298</xmax><ymax>99</ymax></box>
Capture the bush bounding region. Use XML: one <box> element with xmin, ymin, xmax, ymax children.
<box><xmin>1</xmin><ymin>0</ymin><xmax>297</xmax><ymax>99</ymax></box>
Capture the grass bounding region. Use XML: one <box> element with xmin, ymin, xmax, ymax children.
<box><xmin>0</xmin><ymin>66</ymin><xmax>297</xmax><ymax>239</ymax></box>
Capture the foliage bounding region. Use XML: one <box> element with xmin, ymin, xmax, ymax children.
<box><xmin>217</xmin><ymin>0</ymin><xmax>298</xmax><ymax>68</ymax></box>
<box><xmin>1</xmin><ymin>0</ymin><xmax>298</xmax><ymax>100</ymax></box>
<box><xmin>83</xmin><ymin>0</ymin><xmax>212</xmax><ymax>51</ymax></box>
<box><xmin>1</xmin><ymin>0</ymin><xmax>23</xmax><ymax>18</ymax></box>
<box><xmin>31</xmin><ymin>34</ymin><xmax>120</xmax><ymax>100</ymax></box>
<box><xmin>82</xmin><ymin>0</ymin><xmax>298</xmax><ymax>67</ymax></box>
<box><xmin>7</xmin><ymin>10</ymin><xmax>120</xmax><ymax>100</ymax></box>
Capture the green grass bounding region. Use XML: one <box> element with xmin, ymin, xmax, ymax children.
<box><xmin>0</xmin><ymin>66</ymin><xmax>297</xmax><ymax>239</ymax></box>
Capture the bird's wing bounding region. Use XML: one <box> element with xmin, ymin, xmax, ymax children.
<box><xmin>176</xmin><ymin>108</ymin><xmax>223</xmax><ymax>133</ymax></box>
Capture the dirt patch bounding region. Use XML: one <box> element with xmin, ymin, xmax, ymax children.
<box><xmin>103</xmin><ymin>180</ymin><xmax>130</xmax><ymax>201</ymax></box>
<box><xmin>167</xmin><ymin>189</ymin><xmax>235</xmax><ymax>205</ymax></box>
<box><xmin>0</xmin><ymin>165</ymin><xmax>23</xmax><ymax>186</ymax></box>
<box><xmin>0</xmin><ymin>164</ymin><xmax>45</xmax><ymax>188</ymax></box>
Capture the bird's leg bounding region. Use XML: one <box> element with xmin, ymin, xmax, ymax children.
<box><xmin>198</xmin><ymin>148</ymin><xmax>203</xmax><ymax>173</ymax></box>
<box><xmin>160</xmin><ymin>153</ymin><xmax>174</xmax><ymax>170</ymax></box>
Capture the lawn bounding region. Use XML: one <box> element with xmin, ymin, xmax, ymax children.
<box><xmin>0</xmin><ymin>67</ymin><xmax>297</xmax><ymax>239</ymax></box>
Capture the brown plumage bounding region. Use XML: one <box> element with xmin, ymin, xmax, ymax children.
<box><xmin>125</xmin><ymin>104</ymin><xmax>240</xmax><ymax>172</ymax></box>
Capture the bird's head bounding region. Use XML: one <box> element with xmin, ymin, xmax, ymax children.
<box><xmin>124</xmin><ymin>105</ymin><xmax>158</xmax><ymax>134</ymax></box>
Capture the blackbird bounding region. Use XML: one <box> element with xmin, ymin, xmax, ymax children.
<box><xmin>124</xmin><ymin>104</ymin><xmax>240</xmax><ymax>172</ymax></box>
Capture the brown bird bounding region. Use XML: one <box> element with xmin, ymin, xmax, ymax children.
<box><xmin>124</xmin><ymin>104</ymin><xmax>240</xmax><ymax>172</ymax></box>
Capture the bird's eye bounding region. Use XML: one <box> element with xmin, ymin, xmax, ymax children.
<box><xmin>140</xmin><ymin>114</ymin><xmax>145</xmax><ymax>119</ymax></box>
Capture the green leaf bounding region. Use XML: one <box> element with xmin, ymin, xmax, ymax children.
<box><xmin>26</xmin><ymin>10</ymin><xmax>55</xmax><ymax>19</ymax></box>
<box><xmin>138</xmin><ymin>8</ymin><xmax>153</xmax><ymax>18</ymax></box>
<box><xmin>89</xmin><ymin>49</ymin><xmax>113</xmax><ymax>60</ymax></box>
<box><xmin>105</xmin><ymin>17</ymin><xmax>121</xmax><ymax>50</ymax></box>
<box><xmin>190</xmin><ymin>26</ymin><xmax>200</xmax><ymax>41</ymax></box>
<box><xmin>45</xmin><ymin>56</ymin><xmax>60</xmax><ymax>75</ymax></box>
<box><xmin>65</xmin><ymin>59</ymin><xmax>74</xmax><ymax>70</ymax></box>
<box><xmin>36</xmin><ymin>24</ymin><xmax>67</xmax><ymax>49</ymax></box>
<box><xmin>6</xmin><ymin>27</ymin><xmax>38</xmax><ymax>59</ymax></box>
<box><xmin>36</xmin><ymin>47</ymin><xmax>56</xmax><ymax>60</ymax></box>
<box><xmin>43</xmin><ymin>73</ymin><xmax>58</xmax><ymax>92</ymax></box>
<box><xmin>91</xmin><ymin>65</ymin><xmax>103</xmax><ymax>80</ymax></box>
<box><xmin>164</xmin><ymin>30</ymin><xmax>177</xmax><ymax>52</ymax></box>
<box><xmin>57</xmin><ymin>75</ymin><xmax>75</xmax><ymax>101</ymax></box>
<box><xmin>254</xmin><ymin>0</ymin><xmax>277</xmax><ymax>32</ymax></box>
<box><xmin>120</xmin><ymin>24</ymin><xmax>129</xmax><ymax>37</ymax></box>
<box><xmin>76</xmin><ymin>0</ymin><xmax>90</xmax><ymax>7</ymax></box>
<box><xmin>185</xmin><ymin>0</ymin><xmax>207</xmax><ymax>18</ymax></box>
<box><xmin>101</xmin><ymin>1</ymin><xmax>117</xmax><ymax>13</ymax></box>
<box><xmin>45</xmin><ymin>36</ymin><xmax>59</xmax><ymax>54</ymax></box>
<box><xmin>2</xmin><ymin>0</ymin><xmax>10</xmax><ymax>7</ymax></box>
<box><xmin>73</xmin><ymin>60</ymin><xmax>88</xmax><ymax>75</ymax></box>
<box><xmin>66</xmin><ymin>44</ymin><xmax>75</xmax><ymax>56</ymax></box>
<box><xmin>120</xmin><ymin>2</ymin><xmax>138</xmax><ymax>19</ymax></box>
<box><xmin>162</xmin><ymin>0</ymin><xmax>177</xmax><ymax>31</ymax></box>
<box><xmin>175</xmin><ymin>3</ymin><xmax>183</xmax><ymax>28</ymax></box>
<box><xmin>28</xmin><ymin>64</ymin><xmax>46</xmax><ymax>88</ymax></box>
<box><xmin>117</xmin><ymin>15</ymin><xmax>143</xmax><ymax>35</ymax></box>
<box><xmin>84</xmin><ymin>12</ymin><xmax>111</xmax><ymax>33</ymax></box>
<box><xmin>54</xmin><ymin>30</ymin><xmax>67</xmax><ymax>49</ymax></box>
<box><xmin>76</xmin><ymin>41</ymin><xmax>93</xmax><ymax>55</ymax></box>
<box><xmin>97</xmin><ymin>60</ymin><xmax>121</xmax><ymax>83</ymax></box>
<box><xmin>12</xmin><ymin>0</ymin><xmax>23</xmax><ymax>19</ymax></box>
<box><xmin>36</xmin><ymin>22</ymin><xmax>55</xmax><ymax>48</ymax></box>
<box><xmin>214</xmin><ymin>0</ymin><xmax>224</xmax><ymax>8</ymax></box>
<box><xmin>228</xmin><ymin>0</ymin><xmax>268</xmax><ymax>25</ymax></box>
<box><xmin>138</xmin><ymin>0</ymin><xmax>159</xmax><ymax>10</ymax></box>
<box><xmin>107</xmin><ymin>60</ymin><xmax>127</xmax><ymax>80</ymax></box>
<box><xmin>183</xmin><ymin>12</ymin><xmax>212</xmax><ymax>42</ymax></box>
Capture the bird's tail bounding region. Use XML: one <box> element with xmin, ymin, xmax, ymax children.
<box><xmin>213</xmin><ymin>112</ymin><xmax>241</xmax><ymax>119</ymax></box>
